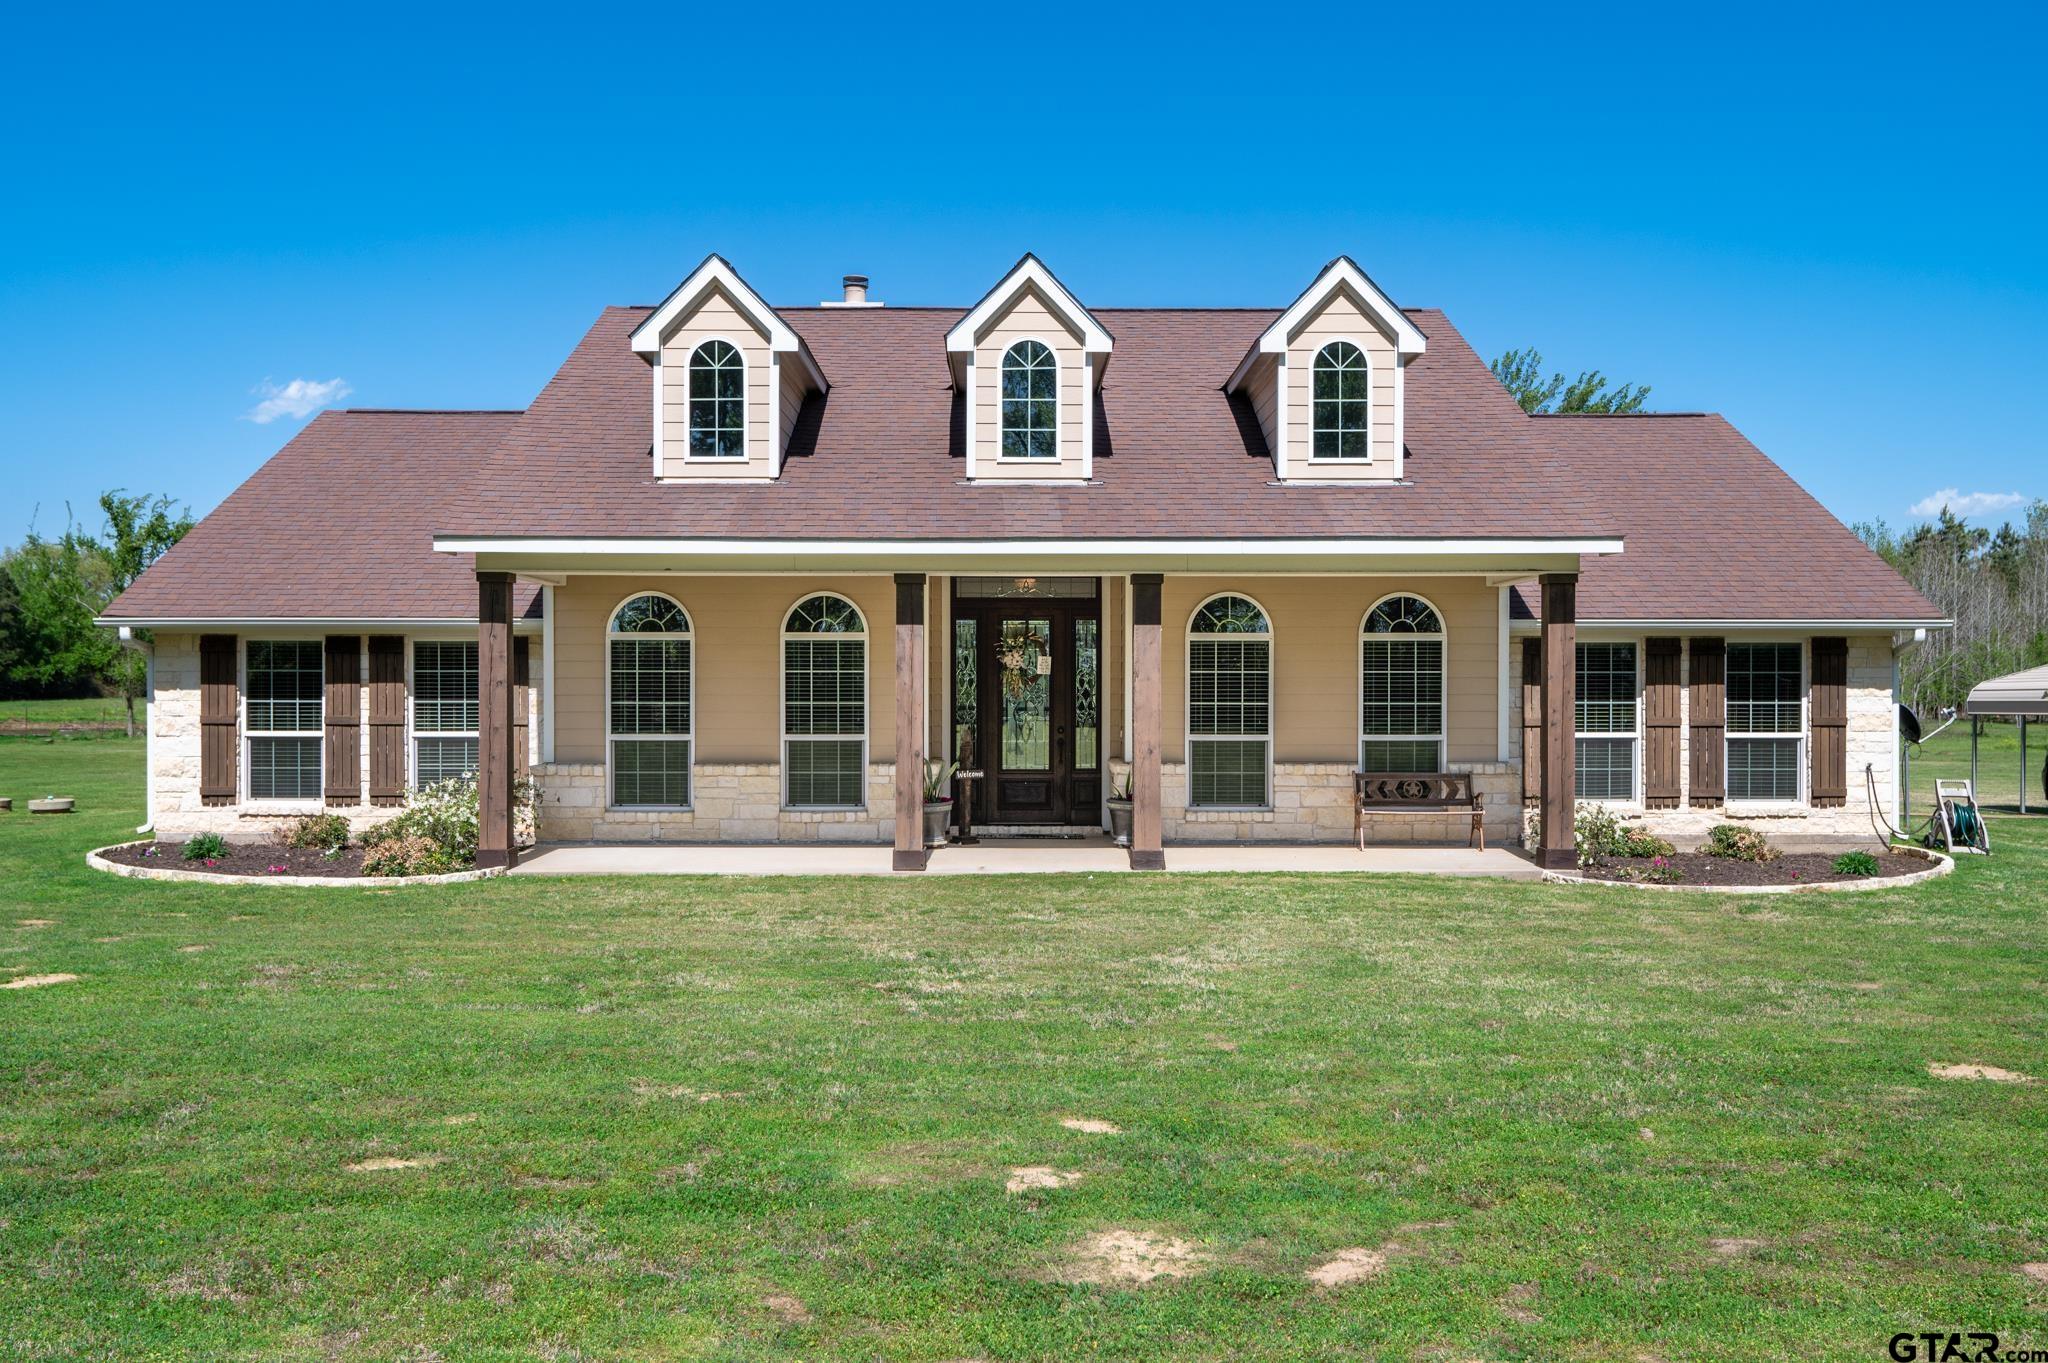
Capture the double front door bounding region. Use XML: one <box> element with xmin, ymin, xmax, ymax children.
<box><xmin>953</xmin><ymin>593</ymin><xmax>1102</xmax><ymax>826</ymax></box>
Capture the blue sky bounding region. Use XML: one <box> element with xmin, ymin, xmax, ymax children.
<box><xmin>3</xmin><ymin>3</ymin><xmax>2042</xmax><ymax>546</ymax></box>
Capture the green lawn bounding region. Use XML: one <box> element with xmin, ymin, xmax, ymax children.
<box><xmin>3</xmin><ymin>736</ymin><xmax>2045</xmax><ymax>1361</ymax></box>
<box><xmin>0</xmin><ymin>695</ymin><xmax>133</xmax><ymax>728</ymax></box>
<box><xmin>1908</xmin><ymin>716</ymin><xmax>2047</xmax><ymax>820</ymax></box>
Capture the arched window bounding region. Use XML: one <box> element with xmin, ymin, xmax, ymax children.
<box><xmin>1360</xmin><ymin>594</ymin><xmax>1444</xmax><ymax>772</ymax></box>
<box><xmin>782</xmin><ymin>593</ymin><xmax>867</xmax><ymax>808</ymax></box>
<box><xmin>608</xmin><ymin>594</ymin><xmax>692</xmax><ymax>807</ymax></box>
<box><xmin>1312</xmin><ymin>341</ymin><xmax>1370</xmax><ymax>460</ymax></box>
<box><xmin>688</xmin><ymin>340</ymin><xmax>745</xmax><ymax>458</ymax></box>
<box><xmin>1187</xmin><ymin>594</ymin><xmax>1272</xmax><ymax>807</ymax></box>
<box><xmin>999</xmin><ymin>340</ymin><xmax>1057</xmax><ymax>459</ymax></box>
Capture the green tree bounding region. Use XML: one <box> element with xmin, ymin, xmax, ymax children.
<box><xmin>1490</xmin><ymin>347</ymin><xmax>1652</xmax><ymax>414</ymax></box>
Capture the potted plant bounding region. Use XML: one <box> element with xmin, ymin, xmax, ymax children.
<box><xmin>1106</xmin><ymin>769</ymin><xmax>1133</xmax><ymax>846</ymax></box>
<box><xmin>922</xmin><ymin>758</ymin><xmax>958</xmax><ymax>848</ymax></box>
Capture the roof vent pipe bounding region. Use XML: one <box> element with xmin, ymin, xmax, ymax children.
<box><xmin>823</xmin><ymin>274</ymin><xmax>883</xmax><ymax>307</ymax></box>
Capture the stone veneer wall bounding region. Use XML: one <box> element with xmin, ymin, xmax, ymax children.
<box><xmin>147</xmin><ymin>632</ymin><xmax>544</xmax><ymax>841</ymax></box>
<box><xmin>532</xmin><ymin>762</ymin><xmax>897</xmax><ymax>843</ymax></box>
<box><xmin>1506</xmin><ymin>633</ymin><xmax>1899</xmax><ymax>846</ymax></box>
<box><xmin>1108</xmin><ymin>759</ymin><xmax>1521</xmax><ymax>845</ymax></box>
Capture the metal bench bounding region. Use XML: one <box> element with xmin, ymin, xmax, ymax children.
<box><xmin>1354</xmin><ymin>772</ymin><xmax>1486</xmax><ymax>850</ymax></box>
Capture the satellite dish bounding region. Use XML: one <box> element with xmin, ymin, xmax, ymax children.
<box><xmin>1899</xmin><ymin>704</ymin><xmax>1923</xmax><ymax>744</ymax></box>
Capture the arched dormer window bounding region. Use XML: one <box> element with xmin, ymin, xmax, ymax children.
<box><xmin>1312</xmin><ymin>341</ymin><xmax>1371</xmax><ymax>460</ymax></box>
<box><xmin>1360</xmin><ymin>594</ymin><xmax>1444</xmax><ymax>772</ymax></box>
<box><xmin>608</xmin><ymin>593</ymin><xmax>693</xmax><ymax>807</ymax></box>
<box><xmin>782</xmin><ymin>593</ymin><xmax>868</xmax><ymax>808</ymax></box>
<box><xmin>1187</xmin><ymin>594</ymin><xmax>1272</xmax><ymax>807</ymax></box>
<box><xmin>688</xmin><ymin>340</ymin><xmax>745</xmax><ymax>458</ymax></box>
<box><xmin>1000</xmin><ymin>340</ymin><xmax>1057</xmax><ymax>459</ymax></box>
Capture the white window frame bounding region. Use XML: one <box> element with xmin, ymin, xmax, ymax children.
<box><xmin>1574</xmin><ymin>637</ymin><xmax>1642</xmax><ymax>805</ymax></box>
<box><xmin>408</xmin><ymin>635</ymin><xmax>480</xmax><ymax>790</ymax></box>
<box><xmin>683</xmin><ymin>336</ymin><xmax>748</xmax><ymax>462</ymax></box>
<box><xmin>995</xmin><ymin>337</ymin><xmax>1061</xmax><ymax>463</ymax></box>
<box><xmin>780</xmin><ymin>592</ymin><xmax>869</xmax><ymax>810</ymax></box>
<box><xmin>1184</xmin><ymin>592</ymin><xmax>1275</xmax><ymax>810</ymax></box>
<box><xmin>1725</xmin><ymin>638</ymin><xmax>1808</xmax><ymax>806</ymax></box>
<box><xmin>1358</xmin><ymin>592</ymin><xmax>1447</xmax><ymax>773</ymax></box>
<box><xmin>605</xmin><ymin>592</ymin><xmax>695</xmax><ymax>810</ymax></box>
<box><xmin>241</xmin><ymin>636</ymin><xmax>324</xmax><ymax>808</ymax></box>
<box><xmin>1306</xmin><ymin>338</ymin><xmax>1373</xmax><ymax>463</ymax></box>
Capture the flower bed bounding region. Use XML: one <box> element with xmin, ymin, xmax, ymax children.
<box><xmin>1575</xmin><ymin>848</ymin><xmax>1938</xmax><ymax>889</ymax></box>
<box><xmin>87</xmin><ymin>841</ymin><xmax>507</xmax><ymax>888</ymax></box>
<box><xmin>101</xmin><ymin>841</ymin><xmax>368</xmax><ymax>876</ymax></box>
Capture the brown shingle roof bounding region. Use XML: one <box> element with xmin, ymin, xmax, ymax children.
<box><xmin>1509</xmin><ymin>414</ymin><xmax>1942</xmax><ymax>623</ymax></box>
<box><xmin>108</xmin><ymin>299</ymin><xmax>1939</xmax><ymax>628</ymax></box>
<box><xmin>103</xmin><ymin>410</ymin><xmax>540</xmax><ymax>622</ymax></box>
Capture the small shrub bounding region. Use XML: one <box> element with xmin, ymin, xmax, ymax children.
<box><xmin>1703</xmin><ymin>824</ymin><xmax>1781</xmax><ymax>863</ymax></box>
<box><xmin>1832</xmin><ymin>850</ymin><xmax>1882</xmax><ymax>878</ymax></box>
<box><xmin>277</xmin><ymin>813</ymin><xmax>352</xmax><ymax>852</ymax></box>
<box><xmin>1573</xmin><ymin>805</ymin><xmax>1677</xmax><ymax>867</ymax></box>
<box><xmin>360</xmin><ymin>776</ymin><xmax>537</xmax><ymax>870</ymax></box>
<box><xmin>181</xmin><ymin>832</ymin><xmax>228</xmax><ymax>862</ymax></box>
<box><xmin>361</xmin><ymin>833</ymin><xmax>457</xmax><ymax>878</ymax></box>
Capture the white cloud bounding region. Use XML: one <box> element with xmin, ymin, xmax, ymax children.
<box><xmin>244</xmin><ymin>377</ymin><xmax>353</xmax><ymax>424</ymax></box>
<box><xmin>1908</xmin><ymin>487</ymin><xmax>2027</xmax><ymax>519</ymax></box>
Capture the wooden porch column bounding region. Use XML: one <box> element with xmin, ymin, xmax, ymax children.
<box><xmin>1537</xmin><ymin>572</ymin><xmax>1578</xmax><ymax>870</ymax></box>
<box><xmin>1129</xmin><ymin>573</ymin><xmax>1165</xmax><ymax>870</ymax></box>
<box><xmin>477</xmin><ymin>571</ymin><xmax>518</xmax><ymax>869</ymax></box>
<box><xmin>893</xmin><ymin>573</ymin><xmax>928</xmax><ymax>871</ymax></box>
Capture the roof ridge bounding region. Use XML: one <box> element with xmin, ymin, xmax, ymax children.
<box><xmin>339</xmin><ymin>407</ymin><xmax>526</xmax><ymax>415</ymax></box>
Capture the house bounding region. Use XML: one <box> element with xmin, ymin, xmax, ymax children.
<box><xmin>100</xmin><ymin>254</ymin><xmax>1947</xmax><ymax>871</ymax></box>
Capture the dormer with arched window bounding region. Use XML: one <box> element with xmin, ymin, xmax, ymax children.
<box><xmin>628</xmin><ymin>255</ymin><xmax>827</xmax><ymax>482</ymax></box>
<box><xmin>1225</xmin><ymin>257</ymin><xmax>1427</xmax><ymax>484</ymax></box>
<box><xmin>945</xmin><ymin>254</ymin><xmax>1113</xmax><ymax>483</ymax></box>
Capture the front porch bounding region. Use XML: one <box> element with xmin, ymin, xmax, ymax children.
<box><xmin>455</xmin><ymin>548</ymin><xmax>1598</xmax><ymax>875</ymax></box>
<box><xmin>510</xmin><ymin>836</ymin><xmax>1541</xmax><ymax>878</ymax></box>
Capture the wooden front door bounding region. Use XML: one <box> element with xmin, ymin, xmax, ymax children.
<box><xmin>953</xmin><ymin>590</ymin><xmax>1103</xmax><ymax>827</ymax></box>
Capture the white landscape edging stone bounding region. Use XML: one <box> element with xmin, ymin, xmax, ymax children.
<box><xmin>1542</xmin><ymin>848</ymin><xmax>1954</xmax><ymax>895</ymax></box>
<box><xmin>85</xmin><ymin>843</ymin><xmax>509</xmax><ymax>889</ymax></box>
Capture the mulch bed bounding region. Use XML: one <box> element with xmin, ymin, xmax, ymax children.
<box><xmin>103</xmin><ymin>840</ymin><xmax>371</xmax><ymax>877</ymax></box>
<box><xmin>1578</xmin><ymin>849</ymin><xmax>1932</xmax><ymax>887</ymax></box>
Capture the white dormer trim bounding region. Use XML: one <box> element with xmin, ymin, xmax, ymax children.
<box><xmin>1229</xmin><ymin>257</ymin><xmax>1425</xmax><ymax>483</ymax></box>
<box><xmin>945</xmin><ymin>253</ymin><xmax>1113</xmax><ymax>385</ymax></box>
<box><xmin>633</xmin><ymin>254</ymin><xmax>826</xmax><ymax>480</ymax></box>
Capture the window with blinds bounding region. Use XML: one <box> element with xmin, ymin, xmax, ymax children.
<box><xmin>1186</xmin><ymin>595</ymin><xmax>1271</xmax><ymax>807</ymax></box>
<box><xmin>608</xmin><ymin>595</ymin><xmax>693</xmax><ymax>807</ymax></box>
<box><xmin>783</xmin><ymin>594</ymin><xmax>867</xmax><ymax>808</ymax></box>
<box><xmin>1575</xmin><ymin>641</ymin><xmax>1638</xmax><ymax>800</ymax></box>
<box><xmin>413</xmin><ymin>640</ymin><xmax>479</xmax><ymax>787</ymax></box>
<box><xmin>245</xmin><ymin>640</ymin><xmax>323</xmax><ymax>800</ymax></box>
<box><xmin>1360</xmin><ymin>596</ymin><xmax>1444</xmax><ymax>772</ymax></box>
<box><xmin>1726</xmin><ymin>642</ymin><xmax>1803</xmax><ymax>801</ymax></box>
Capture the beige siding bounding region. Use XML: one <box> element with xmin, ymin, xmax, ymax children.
<box><xmin>778</xmin><ymin>351</ymin><xmax>808</xmax><ymax>451</ymax></box>
<box><xmin>550</xmin><ymin>575</ymin><xmax>896</xmax><ymax>767</ymax></box>
<box><xmin>971</xmin><ymin>288</ymin><xmax>1088</xmax><ymax>480</ymax></box>
<box><xmin>1283</xmin><ymin>290</ymin><xmax>1399</xmax><ymax>478</ymax></box>
<box><xmin>1162</xmin><ymin>576</ymin><xmax>1500</xmax><ymax>765</ymax></box>
<box><xmin>657</xmin><ymin>285</ymin><xmax>775</xmax><ymax>480</ymax></box>
<box><xmin>1105</xmin><ymin>576</ymin><xmax>1126</xmax><ymax>761</ymax></box>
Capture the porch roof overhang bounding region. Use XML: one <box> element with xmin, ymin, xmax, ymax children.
<box><xmin>431</xmin><ymin>534</ymin><xmax>1624</xmax><ymax>578</ymax></box>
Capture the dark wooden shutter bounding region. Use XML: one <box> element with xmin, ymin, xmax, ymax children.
<box><xmin>1689</xmin><ymin>638</ymin><xmax>1725</xmax><ymax>806</ymax></box>
<box><xmin>512</xmin><ymin>636</ymin><xmax>531</xmax><ymax>782</ymax></box>
<box><xmin>1644</xmin><ymin>637</ymin><xmax>1682</xmax><ymax>808</ymax></box>
<box><xmin>323</xmin><ymin>636</ymin><xmax>362</xmax><ymax>805</ymax></box>
<box><xmin>1810</xmin><ymin>636</ymin><xmax>1848</xmax><ymax>807</ymax></box>
<box><xmin>368</xmin><ymin>635</ymin><xmax>407</xmax><ymax>805</ymax></box>
<box><xmin>1520</xmin><ymin>637</ymin><xmax>1543</xmax><ymax>803</ymax></box>
<box><xmin>199</xmin><ymin>633</ymin><xmax>238</xmax><ymax>806</ymax></box>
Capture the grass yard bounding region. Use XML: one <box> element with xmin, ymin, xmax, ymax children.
<box><xmin>2</xmin><ymin>735</ymin><xmax>2045</xmax><ymax>1361</ymax></box>
<box><xmin>0</xmin><ymin>696</ymin><xmax>134</xmax><ymax>729</ymax></box>
<box><xmin>1908</xmin><ymin>716</ymin><xmax>2047</xmax><ymax>820</ymax></box>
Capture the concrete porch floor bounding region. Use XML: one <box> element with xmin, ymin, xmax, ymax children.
<box><xmin>511</xmin><ymin>836</ymin><xmax>1541</xmax><ymax>878</ymax></box>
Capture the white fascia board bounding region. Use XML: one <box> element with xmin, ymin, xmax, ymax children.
<box><xmin>95</xmin><ymin>615</ymin><xmax>545</xmax><ymax>634</ymax></box>
<box><xmin>1229</xmin><ymin>257</ymin><xmax>1426</xmax><ymax>394</ymax></box>
<box><xmin>944</xmin><ymin>254</ymin><xmax>1115</xmax><ymax>361</ymax></box>
<box><xmin>1507</xmin><ymin>616</ymin><xmax>1953</xmax><ymax>635</ymax></box>
<box><xmin>629</xmin><ymin>255</ymin><xmax>821</xmax><ymax>385</ymax></box>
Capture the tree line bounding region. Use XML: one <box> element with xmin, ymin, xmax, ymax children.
<box><xmin>1855</xmin><ymin>503</ymin><xmax>2048</xmax><ymax>716</ymax></box>
<box><xmin>0</xmin><ymin>491</ymin><xmax>194</xmax><ymax>733</ymax></box>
